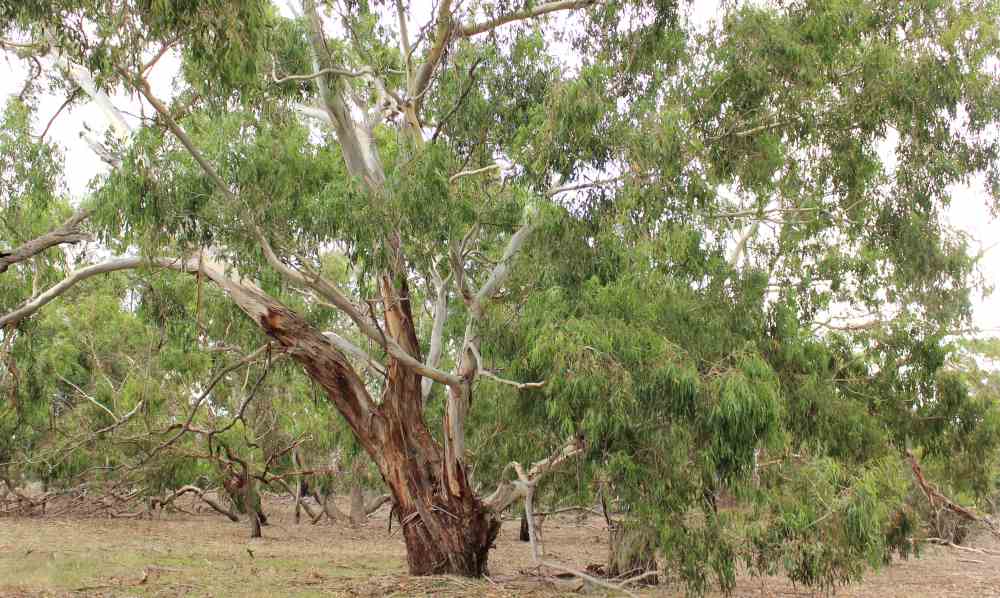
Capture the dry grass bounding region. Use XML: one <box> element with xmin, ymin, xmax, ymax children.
<box><xmin>2</xmin><ymin>496</ymin><xmax>999</xmax><ymax>597</ymax></box>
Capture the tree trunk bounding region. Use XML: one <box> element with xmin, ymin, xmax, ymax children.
<box><xmin>349</xmin><ymin>483</ymin><xmax>366</xmax><ymax>526</ymax></box>
<box><xmin>212</xmin><ymin>270</ymin><xmax>501</xmax><ymax>575</ymax></box>
<box><xmin>294</xmin><ymin>476</ymin><xmax>304</xmax><ymax>524</ymax></box>
<box><xmin>607</xmin><ymin>522</ymin><xmax>659</xmax><ymax>585</ymax></box>
<box><xmin>293</xmin><ymin>448</ymin><xmax>306</xmax><ymax>524</ymax></box>
<box><xmin>384</xmin><ymin>450</ymin><xmax>500</xmax><ymax>576</ymax></box>
<box><xmin>249</xmin><ymin>510</ymin><xmax>262</xmax><ymax>538</ymax></box>
<box><xmin>363</xmin><ymin>275</ymin><xmax>500</xmax><ymax>576</ymax></box>
<box><xmin>222</xmin><ymin>464</ymin><xmax>265</xmax><ymax>539</ymax></box>
<box><xmin>319</xmin><ymin>491</ymin><xmax>345</xmax><ymax>523</ymax></box>
<box><xmin>375</xmin><ymin>342</ymin><xmax>500</xmax><ymax>576</ymax></box>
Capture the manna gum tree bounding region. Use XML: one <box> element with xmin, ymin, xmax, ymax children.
<box><xmin>0</xmin><ymin>0</ymin><xmax>605</xmax><ymax>576</ymax></box>
<box><xmin>3</xmin><ymin>0</ymin><xmax>1000</xmax><ymax>582</ymax></box>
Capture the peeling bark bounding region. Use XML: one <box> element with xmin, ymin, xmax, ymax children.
<box><xmin>0</xmin><ymin>3</ymin><xmax>589</xmax><ymax>570</ymax></box>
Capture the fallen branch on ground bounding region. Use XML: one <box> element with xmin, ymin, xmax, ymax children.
<box><xmin>152</xmin><ymin>485</ymin><xmax>239</xmax><ymax>522</ymax></box>
<box><xmin>0</xmin><ymin>477</ymin><xmax>50</xmax><ymax>515</ymax></box>
<box><xmin>532</xmin><ymin>505</ymin><xmax>605</xmax><ymax>518</ymax></box>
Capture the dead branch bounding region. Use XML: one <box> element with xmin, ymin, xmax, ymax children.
<box><xmin>154</xmin><ymin>485</ymin><xmax>239</xmax><ymax>522</ymax></box>
<box><xmin>616</xmin><ymin>569</ymin><xmax>665</xmax><ymax>588</ymax></box>
<box><xmin>0</xmin><ymin>477</ymin><xmax>51</xmax><ymax>515</ymax></box>
<box><xmin>510</xmin><ymin>442</ymin><xmax>636</xmax><ymax>598</ymax></box>
<box><xmin>365</xmin><ymin>493</ymin><xmax>392</xmax><ymax>515</ymax></box>
<box><xmin>319</xmin><ymin>491</ymin><xmax>347</xmax><ymax>523</ymax></box>
<box><xmin>483</xmin><ymin>435</ymin><xmax>585</xmax><ymax>513</ymax></box>
<box><xmin>906</xmin><ymin>451</ymin><xmax>985</xmax><ymax>524</ymax></box>
<box><xmin>272</xmin><ymin>477</ymin><xmax>322</xmax><ymax>523</ymax></box>
<box><xmin>459</xmin><ymin>0</ymin><xmax>597</xmax><ymax>38</ymax></box>
<box><xmin>532</xmin><ymin>505</ymin><xmax>605</xmax><ymax>518</ymax></box>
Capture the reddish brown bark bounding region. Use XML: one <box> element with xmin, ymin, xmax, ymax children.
<box><xmin>377</xmin><ymin>415</ymin><xmax>500</xmax><ymax>575</ymax></box>
<box><xmin>907</xmin><ymin>450</ymin><xmax>982</xmax><ymax>523</ymax></box>
<box><xmin>250</xmin><ymin>281</ymin><xmax>499</xmax><ymax>576</ymax></box>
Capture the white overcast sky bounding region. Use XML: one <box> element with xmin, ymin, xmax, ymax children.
<box><xmin>2</xmin><ymin>1</ymin><xmax>998</xmax><ymax>334</ymax></box>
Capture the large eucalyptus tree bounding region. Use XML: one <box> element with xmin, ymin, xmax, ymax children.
<box><xmin>2</xmin><ymin>0</ymin><xmax>999</xmax><ymax>582</ymax></box>
<box><xmin>0</xmin><ymin>0</ymin><xmax>620</xmax><ymax>576</ymax></box>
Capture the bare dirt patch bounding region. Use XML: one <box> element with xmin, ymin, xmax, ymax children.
<box><xmin>2</xmin><ymin>496</ymin><xmax>999</xmax><ymax>597</ymax></box>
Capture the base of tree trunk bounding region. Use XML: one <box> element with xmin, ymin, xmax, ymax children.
<box><xmin>349</xmin><ymin>484</ymin><xmax>366</xmax><ymax>526</ymax></box>
<box><xmin>249</xmin><ymin>512</ymin><xmax>262</xmax><ymax>538</ymax></box>
<box><xmin>400</xmin><ymin>504</ymin><xmax>501</xmax><ymax>576</ymax></box>
<box><xmin>320</xmin><ymin>491</ymin><xmax>346</xmax><ymax>522</ymax></box>
<box><xmin>520</xmin><ymin>511</ymin><xmax>530</xmax><ymax>542</ymax></box>
<box><xmin>607</xmin><ymin>523</ymin><xmax>659</xmax><ymax>585</ymax></box>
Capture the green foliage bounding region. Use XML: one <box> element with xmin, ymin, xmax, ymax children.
<box><xmin>748</xmin><ymin>456</ymin><xmax>918</xmax><ymax>593</ymax></box>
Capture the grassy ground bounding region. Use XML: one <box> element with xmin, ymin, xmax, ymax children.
<box><xmin>2</xmin><ymin>496</ymin><xmax>1000</xmax><ymax>597</ymax></box>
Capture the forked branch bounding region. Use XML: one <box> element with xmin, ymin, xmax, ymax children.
<box><xmin>151</xmin><ymin>485</ymin><xmax>239</xmax><ymax>522</ymax></box>
<box><xmin>483</xmin><ymin>435</ymin><xmax>585</xmax><ymax>513</ymax></box>
<box><xmin>0</xmin><ymin>257</ymin><xmax>148</xmax><ymax>328</ymax></box>
<box><xmin>0</xmin><ymin>209</ymin><xmax>91</xmax><ymax>275</ymax></box>
<box><xmin>907</xmin><ymin>450</ymin><xmax>987</xmax><ymax>527</ymax></box>
<box><xmin>254</xmin><ymin>229</ymin><xmax>459</xmax><ymax>387</ymax></box>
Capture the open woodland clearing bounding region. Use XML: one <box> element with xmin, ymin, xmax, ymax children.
<box><xmin>2</xmin><ymin>498</ymin><xmax>1000</xmax><ymax>598</ymax></box>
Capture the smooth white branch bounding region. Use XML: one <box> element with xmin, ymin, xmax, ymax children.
<box><xmin>293</xmin><ymin>103</ymin><xmax>334</xmax><ymax>125</ymax></box>
<box><xmin>421</xmin><ymin>265</ymin><xmax>451</xmax><ymax>400</ymax></box>
<box><xmin>483</xmin><ymin>436</ymin><xmax>585</xmax><ymax>513</ymax></box>
<box><xmin>475</xmin><ymin>220</ymin><xmax>536</xmax><ymax>309</ymax></box>
<box><xmin>449</xmin><ymin>164</ymin><xmax>500</xmax><ymax>185</ymax></box>
<box><xmin>442</xmin><ymin>216</ymin><xmax>538</xmax><ymax>477</ymax></box>
<box><xmin>0</xmin><ymin>257</ymin><xmax>149</xmax><ymax>328</ymax></box>
<box><xmin>394</xmin><ymin>0</ymin><xmax>414</xmax><ymax>90</ymax></box>
<box><xmin>323</xmin><ymin>331</ymin><xmax>387</xmax><ymax>378</ymax></box>
<box><xmin>478</xmin><ymin>369</ymin><xmax>545</xmax><ymax>390</ymax></box>
<box><xmin>272</xmin><ymin>64</ymin><xmax>373</xmax><ymax>84</ymax></box>
<box><xmin>545</xmin><ymin>176</ymin><xmax>623</xmax><ymax>198</ymax></box>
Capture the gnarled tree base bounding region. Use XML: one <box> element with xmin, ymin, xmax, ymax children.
<box><xmin>398</xmin><ymin>500</ymin><xmax>501</xmax><ymax>576</ymax></box>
